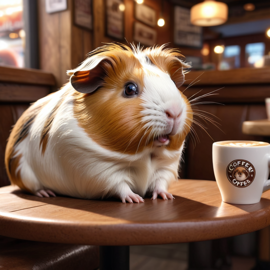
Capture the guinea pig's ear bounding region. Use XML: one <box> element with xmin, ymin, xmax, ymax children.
<box><xmin>68</xmin><ymin>59</ymin><xmax>111</xmax><ymax>94</ymax></box>
<box><xmin>169</xmin><ymin>59</ymin><xmax>191</xmax><ymax>89</ymax></box>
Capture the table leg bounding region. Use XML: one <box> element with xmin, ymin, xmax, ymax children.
<box><xmin>99</xmin><ymin>246</ymin><xmax>129</xmax><ymax>270</ymax></box>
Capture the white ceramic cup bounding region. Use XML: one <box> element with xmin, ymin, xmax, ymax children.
<box><xmin>213</xmin><ymin>140</ymin><xmax>270</xmax><ymax>204</ymax></box>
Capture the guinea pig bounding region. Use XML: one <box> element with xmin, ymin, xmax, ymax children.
<box><xmin>233</xmin><ymin>167</ymin><xmax>249</xmax><ymax>181</ymax></box>
<box><xmin>5</xmin><ymin>43</ymin><xmax>193</xmax><ymax>203</ymax></box>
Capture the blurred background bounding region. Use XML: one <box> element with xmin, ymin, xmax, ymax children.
<box><xmin>1</xmin><ymin>0</ymin><xmax>270</xmax><ymax>269</ymax></box>
<box><xmin>1</xmin><ymin>0</ymin><xmax>270</xmax><ymax>83</ymax></box>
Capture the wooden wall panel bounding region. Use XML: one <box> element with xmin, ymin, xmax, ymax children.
<box><xmin>59</xmin><ymin>5</ymin><xmax>72</xmax><ymax>86</ymax></box>
<box><xmin>38</xmin><ymin>0</ymin><xmax>63</xmax><ymax>89</ymax></box>
<box><xmin>71</xmin><ymin>26</ymin><xmax>84</xmax><ymax>71</ymax></box>
<box><xmin>93</xmin><ymin>0</ymin><xmax>112</xmax><ymax>48</ymax></box>
<box><xmin>38</xmin><ymin>0</ymin><xmax>94</xmax><ymax>87</ymax></box>
<box><xmin>38</xmin><ymin>0</ymin><xmax>72</xmax><ymax>88</ymax></box>
<box><xmin>83</xmin><ymin>31</ymin><xmax>93</xmax><ymax>57</ymax></box>
<box><xmin>71</xmin><ymin>26</ymin><xmax>93</xmax><ymax>70</ymax></box>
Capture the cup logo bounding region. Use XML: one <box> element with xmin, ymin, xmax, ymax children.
<box><xmin>226</xmin><ymin>159</ymin><xmax>256</xmax><ymax>188</ymax></box>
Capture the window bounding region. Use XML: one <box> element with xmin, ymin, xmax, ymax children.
<box><xmin>224</xmin><ymin>45</ymin><xmax>240</xmax><ymax>68</ymax></box>
<box><xmin>245</xmin><ymin>42</ymin><xmax>265</xmax><ymax>67</ymax></box>
<box><xmin>219</xmin><ymin>45</ymin><xmax>241</xmax><ymax>70</ymax></box>
<box><xmin>0</xmin><ymin>0</ymin><xmax>24</xmax><ymax>68</ymax></box>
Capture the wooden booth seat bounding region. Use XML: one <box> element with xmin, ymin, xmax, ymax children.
<box><xmin>0</xmin><ymin>66</ymin><xmax>99</xmax><ymax>270</ymax></box>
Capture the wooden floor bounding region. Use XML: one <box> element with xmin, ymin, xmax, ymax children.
<box><xmin>130</xmin><ymin>244</ymin><xmax>256</xmax><ymax>270</ymax></box>
<box><xmin>130</xmin><ymin>244</ymin><xmax>188</xmax><ymax>270</ymax></box>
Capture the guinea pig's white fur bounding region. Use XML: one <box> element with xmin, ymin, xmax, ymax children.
<box><xmin>5</xmin><ymin>43</ymin><xmax>193</xmax><ymax>203</ymax></box>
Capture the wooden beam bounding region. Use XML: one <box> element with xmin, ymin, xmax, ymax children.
<box><xmin>183</xmin><ymin>85</ymin><xmax>270</xmax><ymax>103</ymax></box>
<box><xmin>184</xmin><ymin>68</ymin><xmax>270</xmax><ymax>85</ymax></box>
<box><xmin>0</xmin><ymin>83</ymin><xmax>51</xmax><ymax>102</ymax></box>
<box><xmin>0</xmin><ymin>66</ymin><xmax>56</xmax><ymax>86</ymax></box>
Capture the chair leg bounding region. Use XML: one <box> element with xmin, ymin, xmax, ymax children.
<box><xmin>99</xmin><ymin>246</ymin><xmax>129</xmax><ymax>270</ymax></box>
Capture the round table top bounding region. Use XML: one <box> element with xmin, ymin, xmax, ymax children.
<box><xmin>242</xmin><ymin>119</ymin><xmax>270</xmax><ymax>136</ymax></box>
<box><xmin>1</xmin><ymin>180</ymin><xmax>270</xmax><ymax>246</ymax></box>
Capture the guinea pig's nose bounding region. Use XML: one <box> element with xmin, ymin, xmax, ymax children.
<box><xmin>165</xmin><ymin>108</ymin><xmax>182</xmax><ymax>120</ymax></box>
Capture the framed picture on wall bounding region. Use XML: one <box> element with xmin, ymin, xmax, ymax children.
<box><xmin>104</xmin><ymin>0</ymin><xmax>125</xmax><ymax>40</ymax></box>
<box><xmin>135</xmin><ymin>4</ymin><xmax>156</xmax><ymax>27</ymax></box>
<box><xmin>45</xmin><ymin>0</ymin><xmax>67</xmax><ymax>13</ymax></box>
<box><xmin>74</xmin><ymin>0</ymin><xmax>93</xmax><ymax>30</ymax></box>
<box><xmin>174</xmin><ymin>6</ymin><xmax>202</xmax><ymax>48</ymax></box>
<box><xmin>134</xmin><ymin>22</ymin><xmax>157</xmax><ymax>46</ymax></box>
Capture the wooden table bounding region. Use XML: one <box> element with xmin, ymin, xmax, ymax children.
<box><xmin>242</xmin><ymin>119</ymin><xmax>270</xmax><ymax>136</ymax></box>
<box><xmin>1</xmin><ymin>180</ymin><xmax>270</xmax><ymax>270</ymax></box>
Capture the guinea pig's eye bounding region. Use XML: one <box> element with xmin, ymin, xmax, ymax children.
<box><xmin>124</xmin><ymin>83</ymin><xmax>138</xmax><ymax>97</ymax></box>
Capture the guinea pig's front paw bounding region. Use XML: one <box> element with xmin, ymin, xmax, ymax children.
<box><xmin>35</xmin><ymin>189</ymin><xmax>56</xmax><ymax>198</ymax></box>
<box><xmin>120</xmin><ymin>191</ymin><xmax>144</xmax><ymax>204</ymax></box>
<box><xmin>152</xmin><ymin>190</ymin><xmax>175</xmax><ymax>200</ymax></box>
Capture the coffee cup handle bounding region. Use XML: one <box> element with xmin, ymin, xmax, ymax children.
<box><xmin>263</xmin><ymin>155</ymin><xmax>270</xmax><ymax>192</ymax></box>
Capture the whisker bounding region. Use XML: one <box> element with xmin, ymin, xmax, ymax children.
<box><xmin>193</xmin><ymin>114</ymin><xmax>224</xmax><ymax>134</ymax></box>
<box><xmin>187</xmin><ymin>114</ymin><xmax>216</xmax><ymax>141</ymax></box>
<box><xmin>189</xmin><ymin>87</ymin><xmax>224</xmax><ymax>103</ymax></box>
<box><xmin>185</xmin><ymin>117</ymin><xmax>200</xmax><ymax>142</ymax></box>
<box><xmin>188</xmin><ymin>89</ymin><xmax>203</xmax><ymax>102</ymax></box>
<box><xmin>142</xmin><ymin>117</ymin><xmax>166</xmax><ymax>123</ymax></box>
<box><xmin>192</xmin><ymin>109</ymin><xmax>220</xmax><ymax>120</ymax></box>
<box><xmin>190</xmin><ymin>92</ymin><xmax>219</xmax><ymax>103</ymax></box>
<box><xmin>191</xmin><ymin>101</ymin><xmax>224</xmax><ymax>106</ymax></box>
<box><xmin>182</xmin><ymin>80</ymin><xmax>201</xmax><ymax>94</ymax></box>
<box><xmin>182</xmin><ymin>72</ymin><xmax>205</xmax><ymax>94</ymax></box>
<box><xmin>193</xmin><ymin>112</ymin><xmax>220</xmax><ymax>126</ymax></box>
<box><xmin>192</xmin><ymin>121</ymin><xmax>214</xmax><ymax>141</ymax></box>
<box><xmin>185</xmin><ymin>122</ymin><xmax>199</xmax><ymax>146</ymax></box>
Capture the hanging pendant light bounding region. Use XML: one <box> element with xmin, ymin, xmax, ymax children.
<box><xmin>266</xmin><ymin>28</ymin><xmax>270</xmax><ymax>38</ymax></box>
<box><xmin>191</xmin><ymin>0</ymin><xmax>228</xmax><ymax>26</ymax></box>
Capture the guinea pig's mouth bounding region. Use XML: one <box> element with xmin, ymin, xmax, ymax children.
<box><xmin>153</xmin><ymin>134</ymin><xmax>170</xmax><ymax>146</ymax></box>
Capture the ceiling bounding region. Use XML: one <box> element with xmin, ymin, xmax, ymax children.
<box><xmin>211</xmin><ymin>18</ymin><xmax>270</xmax><ymax>37</ymax></box>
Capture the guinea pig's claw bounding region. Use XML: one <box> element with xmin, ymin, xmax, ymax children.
<box><xmin>46</xmin><ymin>190</ymin><xmax>56</xmax><ymax>197</ymax></box>
<box><xmin>121</xmin><ymin>193</ymin><xmax>144</xmax><ymax>203</ymax></box>
<box><xmin>152</xmin><ymin>191</ymin><xmax>175</xmax><ymax>200</ymax></box>
<box><xmin>35</xmin><ymin>189</ymin><xmax>56</xmax><ymax>198</ymax></box>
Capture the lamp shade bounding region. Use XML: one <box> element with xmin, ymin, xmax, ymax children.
<box><xmin>191</xmin><ymin>0</ymin><xmax>228</xmax><ymax>26</ymax></box>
